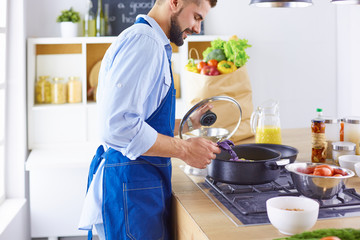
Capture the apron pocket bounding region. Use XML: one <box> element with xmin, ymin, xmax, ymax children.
<box><xmin>124</xmin><ymin>180</ymin><xmax>165</xmax><ymax>240</ymax></box>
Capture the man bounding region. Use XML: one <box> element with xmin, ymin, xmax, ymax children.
<box><xmin>79</xmin><ymin>0</ymin><xmax>219</xmax><ymax>239</ymax></box>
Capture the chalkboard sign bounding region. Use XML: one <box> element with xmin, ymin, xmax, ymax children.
<box><xmin>91</xmin><ymin>0</ymin><xmax>204</xmax><ymax>36</ymax></box>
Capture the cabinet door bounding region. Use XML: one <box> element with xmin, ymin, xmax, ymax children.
<box><xmin>28</xmin><ymin>106</ymin><xmax>86</xmax><ymax>148</ymax></box>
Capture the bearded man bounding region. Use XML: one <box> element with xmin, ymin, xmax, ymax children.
<box><xmin>79</xmin><ymin>0</ymin><xmax>218</xmax><ymax>239</ymax></box>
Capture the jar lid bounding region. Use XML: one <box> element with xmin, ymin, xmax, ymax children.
<box><xmin>323</xmin><ymin>116</ymin><xmax>341</xmax><ymax>124</ymax></box>
<box><xmin>343</xmin><ymin>116</ymin><xmax>360</xmax><ymax>124</ymax></box>
<box><xmin>332</xmin><ymin>141</ymin><xmax>356</xmax><ymax>151</ymax></box>
<box><xmin>179</xmin><ymin>96</ymin><xmax>242</xmax><ymax>143</ymax></box>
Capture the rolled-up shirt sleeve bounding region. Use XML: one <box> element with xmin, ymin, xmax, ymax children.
<box><xmin>97</xmin><ymin>30</ymin><xmax>169</xmax><ymax>160</ymax></box>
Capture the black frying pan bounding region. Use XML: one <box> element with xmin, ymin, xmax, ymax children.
<box><xmin>208</xmin><ymin>145</ymin><xmax>289</xmax><ymax>185</ymax></box>
<box><xmin>243</xmin><ymin>143</ymin><xmax>299</xmax><ymax>163</ymax></box>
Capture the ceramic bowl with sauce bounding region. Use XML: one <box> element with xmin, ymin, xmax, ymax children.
<box><xmin>266</xmin><ymin>196</ymin><xmax>319</xmax><ymax>235</ymax></box>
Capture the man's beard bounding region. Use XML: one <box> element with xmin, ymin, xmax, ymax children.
<box><xmin>169</xmin><ymin>13</ymin><xmax>193</xmax><ymax>46</ymax></box>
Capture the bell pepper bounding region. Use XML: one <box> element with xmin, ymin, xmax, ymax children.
<box><xmin>217</xmin><ymin>60</ymin><xmax>237</xmax><ymax>74</ymax></box>
<box><xmin>185</xmin><ymin>59</ymin><xmax>199</xmax><ymax>73</ymax></box>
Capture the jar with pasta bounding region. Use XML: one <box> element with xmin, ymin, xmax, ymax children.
<box><xmin>52</xmin><ymin>77</ymin><xmax>67</xmax><ymax>104</ymax></box>
<box><xmin>35</xmin><ymin>76</ymin><xmax>52</xmax><ymax>104</ymax></box>
<box><xmin>67</xmin><ymin>76</ymin><xmax>82</xmax><ymax>103</ymax></box>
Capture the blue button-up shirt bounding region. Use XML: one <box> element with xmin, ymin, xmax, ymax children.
<box><xmin>97</xmin><ymin>14</ymin><xmax>173</xmax><ymax>160</ymax></box>
<box><xmin>78</xmin><ymin>15</ymin><xmax>173</xmax><ymax>231</ymax></box>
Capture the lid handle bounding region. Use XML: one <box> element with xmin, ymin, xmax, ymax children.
<box><xmin>200</xmin><ymin>110</ymin><xmax>217</xmax><ymax>126</ymax></box>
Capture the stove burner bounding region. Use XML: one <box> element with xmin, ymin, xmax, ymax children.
<box><xmin>199</xmin><ymin>171</ymin><xmax>360</xmax><ymax>226</ymax></box>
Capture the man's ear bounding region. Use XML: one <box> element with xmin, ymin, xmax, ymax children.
<box><xmin>169</xmin><ymin>0</ymin><xmax>181</xmax><ymax>11</ymax></box>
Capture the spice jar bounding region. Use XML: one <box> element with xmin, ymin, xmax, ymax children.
<box><xmin>311</xmin><ymin>109</ymin><xmax>327</xmax><ymax>163</ymax></box>
<box><xmin>35</xmin><ymin>76</ymin><xmax>52</xmax><ymax>104</ymax></box>
<box><xmin>67</xmin><ymin>76</ymin><xmax>82</xmax><ymax>103</ymax></box>
<box><xmin>332</xmin><ymin>141</ymin><xmax>356</xmax><ymax>165</ymax></box>
<box><xmin>324</xmin><ymin>117</ymin><xmax>341</xmax><ymax>160</ymax></box>
<box><xmin>343</xmin><ymin>117</ymin><xmax>360</xmax><ymax>154</ymax></box>
<box><xmin>52</xmin><ymin>77</ymin><xmax>67</xmax><ymax>104</ymax></box>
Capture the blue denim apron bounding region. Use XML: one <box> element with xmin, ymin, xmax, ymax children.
<box><xmin>86</xmin><ymin>17</ymin><xmax>175</xmax><ymax>240</ymax></box>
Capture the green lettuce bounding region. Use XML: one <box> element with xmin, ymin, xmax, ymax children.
<box><xmin>274</xmin><ymin>228</ymin><xmax>360</xmax><ymax>240</ymax></box>
<box><xmin>202</xmin><ymin>38</ymin><xmax>251</xmax><ymax>68</ymax></box>
<box><xmin>223</xmin><ymin>39</ymin><xmax>251</xmax><ymax>68</ymax></box>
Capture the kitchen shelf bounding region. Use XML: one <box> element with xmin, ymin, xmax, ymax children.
<box><xmin>27</xmin><ymin>37</ymin><xmax>116</xmax><ymax>149</ymax></box>
<box><xmin>27</xmin><ymin>37</ymin><xmax>182</xmax><ymax>149</ymax></box>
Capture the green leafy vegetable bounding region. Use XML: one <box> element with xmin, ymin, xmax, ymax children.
<box><xmin>274</xmin><ymin>228</ymin><xmax>360</xmax><ymax>240</ymax></box>
<box><xmin>202</xmin><ymin>38</ymin><xmax>251</xmax><ymax>68</ymax></box>
<box><xmin>202</xmin><ymin>38</ymin><xmax>227</xmax><ymax>61</ymax></box>
<box><xmin>204</xmin><ymin>49</ymin><xmax>226</xmax><ymax>62</ymax></box>
<box><xmin>223</xmin><ymin>39</ymin><xmax>251</xmax><ymax>68</ymax></box>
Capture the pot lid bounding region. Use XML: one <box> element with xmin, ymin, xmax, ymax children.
<box><xmin>179</xmin><ymin>96</ymin><xmax>242</xmax><ymax>142</ymax></box>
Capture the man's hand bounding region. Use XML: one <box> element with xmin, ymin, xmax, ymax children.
<box><xmin>181</xmin><ymin>137</ymin><xmax>221</xmax><ymax>169</ymax></box>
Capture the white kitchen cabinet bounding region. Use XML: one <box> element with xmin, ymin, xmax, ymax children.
<box><xmin>27</xmin><ymin>37</ymin><xmax>117</xmax><ymax>149</ymax></box>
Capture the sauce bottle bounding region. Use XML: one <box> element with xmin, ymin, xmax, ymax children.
<box><xmin>311</xmin><ymin>108</ymin><xmax>327</xmax><ymax>163</ymax></box>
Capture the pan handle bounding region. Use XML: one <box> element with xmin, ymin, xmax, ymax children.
<box><xmin>265</xmin><ymin>159</ymin><xmax>290</xmax><ymax>170</ymax></box>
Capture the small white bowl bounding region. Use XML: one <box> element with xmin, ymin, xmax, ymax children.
<box><xmin>355</xmin><ymin>162</ymin><xmax>360</xmax><ymax>177</ymax></box>
<box><xmin>338</xmin><ymin>155</ymin><xmax>360</xmax><ymax>172</ymax></box>
<box><xmin>266</xmin><ymin>196</ymin><xmax>319</xmax><ymax>235</ymax></box>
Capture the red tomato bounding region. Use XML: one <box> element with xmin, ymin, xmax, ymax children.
<box><xmin>316</xmin><ymin>165</ymin><xmax>335</xmax><ymax>175</ymax></box>
<box><xmin>207</xmin><ymin>59</ymin><xmax>218</xmax><ymax>67</ymax></box>
<box><xmin>301</xmin><ymin>166</ymin><xmax>316</xmax><ymax>174</ymax></box>
<box><xmin>197</xmin><ymin>61</ymin><xmax>207</xmax><ymax>71</ymax></box>
<box><xmin>320</xmin><ymin>236</ymin><xmax>341</xmax><ymax>240</ymax></box>
<box><xmin>334</xmin><ymin>168</ymin><xmax>347</xmax><ymax>176</ymax></box>
<box><xmin>313</xmin><ymin>167</ymin><xmax>333</xmax><ymax>176</ymax></box>
<box><xmin>333</xmin><ymin>174</ymin><xmax>343</xmax><ymax>177</ymax></box>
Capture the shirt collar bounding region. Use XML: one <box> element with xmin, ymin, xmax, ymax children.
<box><xmin>136</xmin><ymin>14</ymin><xmax>170</xmax><ymax>48</ymax></box>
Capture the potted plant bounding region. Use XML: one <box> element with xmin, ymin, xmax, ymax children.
<box><xmin>57</xmin><ymin>7</ymin><xmax>81</xmax><ymax>37</ymax></box>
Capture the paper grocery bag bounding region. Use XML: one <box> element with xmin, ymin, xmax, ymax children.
<box><xmin>183</xmin><ymin>66</ymin><xmax>254</xmax><ymax>143</ymax></box>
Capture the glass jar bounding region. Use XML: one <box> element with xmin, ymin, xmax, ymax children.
<box><xmin>52</xmin><ymin>77</ymin><xmax>67</xmax><ymax>104</ymax></box>
<box><xmin>35</xmin><ymin>76</ymin><xmax>52</xmax><ymax>104</ymax></box>
<box><xmin>311</xmin><ymin>109</ymin><xmax>326</xmax><ymax>163</ymax></box>
<box><xmin>332</xmin><ymin>141</ymin><xmax>356</xmax><ymax>165</ymax></box>
<box><xmin>343</xmin><ymin>117</ymin><xmax>360</xmax><ymax>154</ymax></box>
<box><xmin>67</xmin><ymin>76</ymin><xmax>82</xmax><ymax>103</ymax></box>
<box><xmin>324</xmin><ymin>117</ymin><xmax>341</xmax><ymax>160</ymax></box>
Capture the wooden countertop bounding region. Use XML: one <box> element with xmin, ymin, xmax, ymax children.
<box><xmin>171</xmin><ymin>128</ymin><xmax>360</xmax><ymax>240</ymax></box>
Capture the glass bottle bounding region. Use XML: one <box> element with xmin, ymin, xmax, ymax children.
<box><xmin>35</xmin><ymin>76</ymin><xmax>52</xmax><ymax>104</ymax></box>
<box><xmin>311</xmin><ymin>108</ymin><xmax>326</xmax><ymax>163</ymax></box>
<box><xmin>84</xmin><ymin>0</ymin><xmax>96</xmax><ymax>37</ymax></box>
<box><xmin>67</xmin><ymin>76</ymin><xmax>82</xmax><ymax>103</ymax></box>
<box><xmin>96</xmin><ymin>0</ymin><xmax>105</xmax><ymax>36</ymax></box>
<box><xmin>104</xmin><ymin>3</ymin><xmax>112</xmax><ymax>36</ymax></box>
<box><xmin>52</xmin><ymin>77</ymin><xmax>67</xmax><ymax>104</ymax></box>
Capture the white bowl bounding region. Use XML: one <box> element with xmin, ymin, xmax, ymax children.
<box><xmin>338</xmin><ymin>155</ymin><xmax>360</xmax><ymax>172</ymax></box>
<box><xmin>355</xmin><ymin>162</ymin><xmax>360</xmax><ymax>177</ymax></box>
<box><xmin>266</xmin><ymin>196</ymin><xmax>319</xmax><ymax>235</ymax></box>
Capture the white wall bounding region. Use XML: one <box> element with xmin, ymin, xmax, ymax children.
<box><xmin>206</xmin><ymin>0</ymin><xmax>338</xmax><ymax>128</ymax></box>
<box><xmin>3</xmin><ymin>0</ymin><xmax>30</xmax><ymax>238</ymax></box>
<box><xmin>25</xmin><ymin>0</ymin><xmax>341</xmax><ymax>129</ymax></box>
<box><xmin>336</xmin><ymin>5</ymin><xmax>360</xmax><ymax>117</ymax></box>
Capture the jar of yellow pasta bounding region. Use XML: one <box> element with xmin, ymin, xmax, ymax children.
<box><xmin>35</xmin><ymin>76</ymin><xmax>52</xmax><ymax>104</ymax></box>
<box><xmin>67</xmin><ymin>76</ymin><xmax>82</xmax><ymax>103</ymax></box>
<box><xmin>52</xmin><ymin>77</ymin><xmax>67</xmax><ymax>104</ymax></box>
